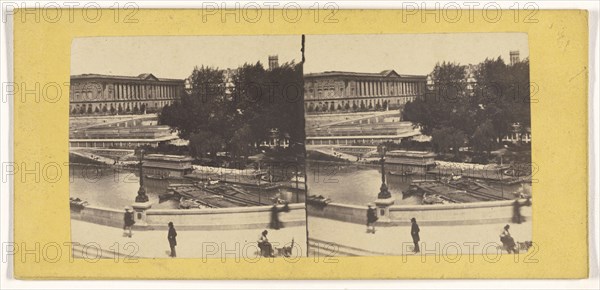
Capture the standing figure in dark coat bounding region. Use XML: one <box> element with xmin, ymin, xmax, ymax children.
<box><xmin>123</xmin><ymin>207</ymin><xmax>135</xmax><ymax>238</ymax></box>
<box><xmin>366</xmin><ymin>204</ymin><xmax>378</xmax><ymax>233</ymax></box>
<box><xmin>167</xmin><ymin>222</ymin><xmax>177</xmax><ymax>257</ymax></box>
<box><xmin>411</xmin><ymin>217</ymin><xmax>420</xmax><ymax>253</ymax></box>
<box><xmin>270</xmin><ymin>202</ymin><xmax>289</xmax><ymax>230</ymax></box>
<box><xmin>512</xmin><ymin>197</ymin><xmax>532</xmax><ymax>224</ymax></box>
<box><xmin>512</xmin><ymin>199</ymin><xmax>524</xmax><ymax>224</ymax></box>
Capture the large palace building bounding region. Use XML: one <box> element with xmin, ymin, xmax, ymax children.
<box><xmin>304</xmin><ymin>70</ymin><xmax>427</xmax><ymax>114</ymax></box>
<box><xmin>70</xmin><ymin>73</ymin><xmax>185</xmax><ymax>115</ymax></box>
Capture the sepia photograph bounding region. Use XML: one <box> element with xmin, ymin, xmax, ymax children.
<box><xmin>304</xmin><ymin>33</ymin><xmax>533</xmax><ymax>257</ymax></box>
<box><xmin>68</xmin><ymin>35</ymin><xmax>307</xmax><ymax>259</ymax></box>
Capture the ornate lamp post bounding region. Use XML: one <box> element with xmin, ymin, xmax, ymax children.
<box><xmin>135</xmin><ymin>149</ymin><xmax>149</xmax><ymax>203</ymax></box>
<box><xmin>374</xmin><ymin>144</ymin><xmax>394</xmax><ymax>222</ymax></box>
<box><xmin>377</xmin><ymin>145</ymin><xmax>391</xmax><ymax>199</ymax></box>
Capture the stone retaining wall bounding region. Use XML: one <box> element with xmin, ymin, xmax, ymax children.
<box><xmin>71</xmin><ymin>203</ymin><xmax>307</xmax><ymax>230</ymax></box>
<box><xmin>307</xmin><ymin>199</ymin><xmax>532</xmax><ymax>226</ymax></box>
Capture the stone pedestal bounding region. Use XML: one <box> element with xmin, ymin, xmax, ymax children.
<box><xmin>131</xmin><ymin>201</ymin><xmax>153</xmax><ymax>226</ymax></box>
<box><xmin>374</xmin><ymin>198</ymin><xmax>395</xmax><ymax>223</ymax></box>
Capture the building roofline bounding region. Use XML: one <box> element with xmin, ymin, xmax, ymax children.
<box><xmin>304</xmin><ymin>70</ymin><xmax>427</xmax><ymax>80</ymax></box>
<box><xmin>71</xmin><ymin>73</ymin><xmax>185</xmax><ymax>83</ymax></box>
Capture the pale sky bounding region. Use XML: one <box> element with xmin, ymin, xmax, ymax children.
<box><xmin>304</xmin><ymin>33</ymin><xmax>529</xmax><ymax>75</ymax></box>
<box><xmin>71</xmin><ymin>36</ymin><xmax>302</xmax><ymax>79</ymax></box>
<box><xmin>72</xmin><ymin>33</ymin><xmax>528</xmax><ymax>78</ymax></box>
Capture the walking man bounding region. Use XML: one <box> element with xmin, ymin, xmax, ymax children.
<box><xmin>123</xmin><ymin>206</ymin><xmax>135</xmax><ymax>238</ymax></box>
<box><xmin>270</xmin><ymin>202</ymin><xmax>289</xmax><ymax>230</ymax></box>
<box><xmin>168</xmin><ymin>222</ymin><xmax>177</xmax><ymax>257</ymax></box>
<box><xmin>411</xmin><ymin>217</ymin><xmax>420</xmax><ymax>253</ymax></box>
<box><xmin>366</xmin><ymin>203</ymin><xmax>378</xmax><ymax>233</ymax></box>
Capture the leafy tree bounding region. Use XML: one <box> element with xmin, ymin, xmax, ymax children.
<box><xmin>403</xmin><ymin>61</ymin><xmax>469</xmax><ymax>136</ymax></box>
<box><xmin>473</xmin><ymin>57</ymin><xmax>530</xmax><ymax>140</ymax></box>
<box><xmin>471</xmin><ymin>120</ymin><xmax>497</xmax><ymax>154</ymax></box>
<box><xmin>229</xmin><ymin>124</ymin><xmax>254</xmax><ymax>161</ymax></box>
<box><xmin>160</xmin><ymin>61</ymin><xmax>304</xmax><ymax>159</ymax></box>
<box><xmin>431</xmin><ymin>127</ymin><xmax>466</xmax><ymax>155</ymax></box>
<box><xmin>403</xmin><ymin>58</ymin><xmax>530</xmax><ymax>154</ymax></box>
<box><xmin>188</xmin><ymin>130</ymin><xmax>224</xmax><ymax>158</ymax></box>
<box><xmin>160</xmin><ymin>65</ymin><xmax>227</xmax><ymax>140</ymax></box>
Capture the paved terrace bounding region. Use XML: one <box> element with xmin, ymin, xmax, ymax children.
<box><xmin>71</xmin><ymin>219</ymin><xmax>307</xmax><ymax>259</ymax></box>
<box><xmin>308</xmin><ymin>217</ymin><xmax>532</xmax><ymax>257</ymax></box>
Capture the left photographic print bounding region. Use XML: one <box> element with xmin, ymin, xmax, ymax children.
<box><xmin>68</xmin><ymin>36</ymin><xmax>307</xmax><ymax>259</ymax></box>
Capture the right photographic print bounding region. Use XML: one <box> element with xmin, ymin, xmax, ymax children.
<box><xmin>304</xmin><ymin>33</ymin><xmax>533</xmax><ymax>257</ymax></box>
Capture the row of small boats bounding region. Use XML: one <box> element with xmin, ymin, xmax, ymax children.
<box><xmin>69</xmin><ymin>197</ymin><xmax>89</xmax><ymax>209</ymax></box>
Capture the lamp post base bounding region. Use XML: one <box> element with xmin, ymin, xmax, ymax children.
<box><xmin>131</xmin><ymin>201</ymin><xmax>153</xmax><ymax>226</ymax></box>
<box><xmin>374</xmin><ymin>197</ymin><xmax>395</xmax><ymax>223</ymax></box>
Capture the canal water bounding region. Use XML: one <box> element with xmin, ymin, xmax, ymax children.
<box><xmin>70</xmin><ymin>164</ymin><xmax>179</xmax><ymax>209</ymax></box>
<box><xmin>306</xmin><ymin>160</ymin><xmax>527</xmax><ymax>206</ymax></box>
<box><xmin>70</xmin><ymin>164</ymin><xmax>304</xmax><ymax>209</ymax></box>
<box><xmin>306</xmin><ymin>161</ymin><xmax>423</xmax><ymax>206</ymax></box>
<box><xmin>71</xmin><ymin>162</ymin><xmax>525</xmax><ymax>209</ymax></box>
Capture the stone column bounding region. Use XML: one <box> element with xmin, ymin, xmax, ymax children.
<box><xmin>362</xmin><ymin>81</ymin><xmax>365</xmax><ymax>96</ymax></box>
<box><xmin>359</xmin><ymin>81</ymin><xmax>363</xmax><ymax>96</ymax></box>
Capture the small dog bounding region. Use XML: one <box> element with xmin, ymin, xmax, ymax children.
<box><xmin>517</xmin><ymin>241</ymin><xmax>533</xmax><ymax>251</ymax></box>
<box><xmin>276</xmin><ymin>239</ymin><xmax>294</xmax><ymax>257</ymax></box>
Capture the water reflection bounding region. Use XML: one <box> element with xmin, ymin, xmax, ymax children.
<box><xmin>70</xmin><ymin>164</ymin><xmax>179</xmax><ymax>209</ymax></box>
<box><xmin>306</xmin><ymin>161</ymin><xmax>423</xmax><ymax>206</ymax></box>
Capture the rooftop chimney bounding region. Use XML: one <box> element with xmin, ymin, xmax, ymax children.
<box><xmin>268</xmin><ymin>55</ymin><xmax>279</xmax><ymax>70</ymax></box>
<box><xmin>510</xmin><ymin>50</ymin><xmax>520</xmax><ymax>65</ymax></box>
